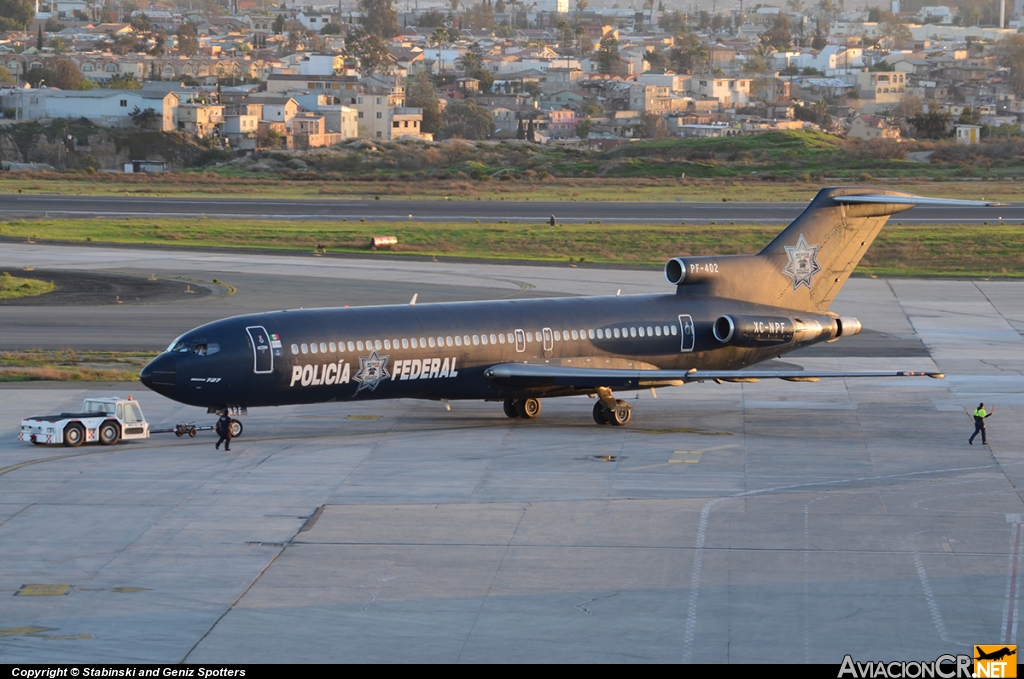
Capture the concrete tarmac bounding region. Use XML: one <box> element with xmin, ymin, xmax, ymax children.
<box><xmin>0</xmin><ymin>194</ymin><xmax>1018</xmax><ymax>223</ymax></box>
<box><xmin>2</xmin><ymin>246</ymin><xmax>1024</xmax><ymax>663</ymax></box>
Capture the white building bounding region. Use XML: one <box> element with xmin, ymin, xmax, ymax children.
<box><xmin>6</xmin><ymin>88</ymin><xmax>178</xmax><ymax>130</ymax></box>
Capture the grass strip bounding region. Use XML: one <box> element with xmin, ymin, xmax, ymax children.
<box><xmin>0</xmin><ymin>176</ymin><xmax>1022</xmax><ymax>203</ymax></box>
<box><xmin>0</xmin><ymin>271</ymin><xmax>55</xmax><ymax>299</ymax></box>
<box><xmin>2</xmin><ymin>217</ymin><xmax>1023</xmax><ymax>277</ymax></box>
<box><xmin>0</xmin><ymin>350</ymin><xmax>154</xmax><ymax>382</ymax></box>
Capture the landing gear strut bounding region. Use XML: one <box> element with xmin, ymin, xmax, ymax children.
<box><xmin>593</xmin><ymin>387</ymin><xmax>632</xmax><ymax>427</ymax></box>
<box><xmin>503</xmin><ymin>398</ymin><xmax>542</xmax><ymax>420</ymax></box>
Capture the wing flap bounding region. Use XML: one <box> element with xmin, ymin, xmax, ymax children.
<box><xmin>483</xmin><ymin>364</ymin><xmax>943</xmax><ymax>390</ymax></box>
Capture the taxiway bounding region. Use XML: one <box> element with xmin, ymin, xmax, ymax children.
<box><xmin>1</xmin><ymin>245</ymin><xmax>1023</xmax><ymax>662</ymax></box>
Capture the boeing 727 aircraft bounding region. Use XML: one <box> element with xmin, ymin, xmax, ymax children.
<box><xmin>140</xmin><ymin>187</ymin><xmax>998</xmax><ymax>427</ymax></box>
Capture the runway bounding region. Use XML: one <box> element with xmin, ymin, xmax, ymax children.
<box><xmin>2</xmin><ymin>245</ymin><xmax>1024</xmax><ymax>662</ymax></box>
<box><xmin>0</xmin><ymin>194</ymin><xmax>1019</xmax><ymax>223</ymax></box>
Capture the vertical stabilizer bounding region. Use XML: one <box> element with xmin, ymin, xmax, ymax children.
<box><xmin>669</xmin><ymin>188</ymin><xmax>999</xmax><ymax>312</ymax></box>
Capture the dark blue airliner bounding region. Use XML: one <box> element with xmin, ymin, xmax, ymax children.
<box><xmin>140</xmin><ymin>188</ymin><xmax>997</xmax><ymax>428</ymax></box>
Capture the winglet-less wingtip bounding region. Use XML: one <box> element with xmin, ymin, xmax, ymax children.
<box><xmin>832</xmin><ymin>194</ymin><xmax>1005</xmax><ymax>208</ymax></box>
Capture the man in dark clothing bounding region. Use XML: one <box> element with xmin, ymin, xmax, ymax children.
<box><xmin>215</xmin><ymin>411</ymin><xmax>232</xmax><ymax>451</ymax></box>
<box><xmin>969</xmin><ymin>403</ymin><xmax>994</xmax><ymax>445</ymax></box>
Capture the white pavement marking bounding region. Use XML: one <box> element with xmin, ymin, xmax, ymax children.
<box><xmin>682</xmin><ymin>497</ymin><xmax>722</xmax><ymax>664</ymax></box>
<box><xmin>1001</xmin><ymin>519</ymin><xmax>1024</xmax><ymax>644</ymax></box>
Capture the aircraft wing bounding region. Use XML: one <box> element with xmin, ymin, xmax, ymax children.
<box><xmin>483</xmin><ymin>364</ymin><xmax>943</xmax><ymax>389</ymax></box>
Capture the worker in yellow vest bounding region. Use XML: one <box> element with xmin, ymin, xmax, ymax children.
<box><xmin>969</xmin><ymin>403</ymin><xmax>994</xmax><ymax>445</ymax></box>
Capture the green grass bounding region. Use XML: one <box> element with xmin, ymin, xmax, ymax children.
<box><xmin>0</xmin><ymin>350</ymin><xmax>154</xmax><ymax>382</ymax></box>
<box><xmin>2</xmin><ymin>217</ymin><xmax>1022</xmax><ymax>277</ymax></box>
<box><xmin>0</xmin><ymin>271</ymin><xmax>55</xmax><ymax>299</ymax></box>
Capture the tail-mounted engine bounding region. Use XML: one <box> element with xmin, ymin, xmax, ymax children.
<box><xmin>665</xmin><ymin>257</ymin><xmax>721</xmax><ymax>286</ymax></box>
<box><xmin>712</xmin><ymin>314</ymin><xmax>862</xmax><ymax>347</ymax></box>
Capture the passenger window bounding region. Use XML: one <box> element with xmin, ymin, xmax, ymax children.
<box><xmin>507</xmin><ymin>333</ymin><xmax>514</xmax><ymax>343</ymax></box>
<box><xmin>463</xmin><ymin>335</ymin><xmax>470</xmax><ymax>345</ymax></box>
<box><xmin>490</xmin><ymin>334</ymin><xmax>497</xmax><ymax>344</ymax></box>
<box><xmin>481</xmin><ymin>335</ymin><xmax>488</xmax><ymax>345</ymax></box>
<box><xmin>329</xmin><ymin>342</ymin><xmax>336</xmax><ymax>352</ymax></box>
<box><xmin>384</xmin><ymin>340</ymin><xmax>391</xmax><ymax>350</ymax></box>
<box><xmin>357</xmin><ymin>341</ymin><xmax>364</xmax><ymax>350</ymax></box>
<box><xmin>310</xmin><ymin>344</ymin><xmax>318</xmax><ymax>355</ymax></box>
<box><xmin>588</xmin><ymin>329</ymin><xmax>595</xmax><ymax>339</ymax></box>
<box><xmin>498</xmin><ymin>334</ymin><xmax>506</xmax><ymax>344</ymax></box>
<box><xmin>638</xmin><ymin>327</ymin><xmax>645</xmax><ymax>337</ymax></box>
<box><xmin>301</xmin><ymin>344</ymin><xmax>309</xmax><ymax>354</ymax></box>
<box><xmin>472</xmin><ymin>335</ymin><xmax>480</xmax><ymax>345</ymax></box>
<box><xmin>348</xmin><ymin>341</ymin><xmax>355</xmax><ymax>352</ymax></box>
<box><xmin>403</xmin><ymin>338</ymin><xmax>410</xmax><ymax>349</ymax></box>
<box><xmin>420</xmin><ymin>337</ymin><xmax>427</xmax><ymax>347</ymax></box>
<box><xmin>613</xmin><ymin>328</ymin><xmax>621</xmax><ymax>338</ymax></box>
<box><xmin>630</xmin><ymin>327</ymin><xmax>637</xmax><ymax>338</ymax></box>
<box><xmin>455</xmin><ymin>336</ymin><xmax>462</xmax><ymax>346</ymax></box>
<box><xmin>375</xmin><ymin>340</ymin><xmax>382</xmax><ymax>350</ymax></box>
<box><xmin>429</xmin><ymin>337</ymin><xmax>436</xmax><ymax>348</ymax></box>
<box><xmin>655</xmin><ymin>326</ymin><xmax>662</xmax><ymax>336</ymax></box>
<box><xmin>670</xmin><ymin>326</ymin><xmax>678</xmax><ymax>336</ymax></box>
<box><xmin>292</xmin><ymin>344</ymin><xmax>299</xmax><ymax>354</ymax></box>
<box><xmin>320</xmin><ymin>343</ymin><xmax>327</xmax><ymax>353</ymax></box>
<box><xmin>446</xmin><ymin>336</ymin><xmax>453</xmax><ymax>347</ymax></box>
<box><xmin>597</xmin><ymin>329</ymin><xmax>604</xmax><ymax>339</ymax></box>
<box><xmin>571</xmin><ymin>330</ymin><xmax>578</xmax><ymax>340</ymax></box>
<box><xmin>526</xmin><ymin>332</ymin><xmax>533</xmax><ymax>342</ymax></box>
<box><xmin>554</xmin><ymin>331</ymin><xmax>561</xmax><ymax>341</ymax></box>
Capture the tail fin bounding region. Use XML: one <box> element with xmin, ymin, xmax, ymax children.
<box><xmin>670</xmin><ymin>187</ymin><xmax>1001</xmax><ymax>312</ymax></box>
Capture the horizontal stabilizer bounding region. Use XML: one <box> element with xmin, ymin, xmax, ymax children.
<box><xmin>483</xmin><ymin>364</ymin><xmax>943</xmax><ymax>390</ymax></box>
<box><xmin>831</xmin><ymin>195</ymin><xmax>1006</xmax><ymax>208</ymax></box>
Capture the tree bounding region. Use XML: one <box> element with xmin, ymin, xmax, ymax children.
<box><xmin>762</xmin><ymin>15</ymin><xmax>792</xmax><ymax>52</ymax></box>
<box><xmin>958</xmin><ymin>106</ymin><xmax>982</xmax><ymax>126</ymax></box>
<box><xmin>576</xmin><ymin>117</ymin><xmax>591</xmax><ymax>140</ymax></box>
<box><xmin>25</xmin><ymin>57</ymin><xmax>88</xmax><ymax>90</ymax></box>
<box><xmin>442</xmin><ymin>100</ymin><xmax>495</xmax><ymax>139</ymax></box>
<box><xmin>908</xmin><ymin>111</ymin><xmax>952</xmax><ymax>139</ymax></box>
<box><xmin>406</xmin><ymin>72</ymin><xmax>441</xmax><ymax>134</ymax></box>
<box><xmin>129</xmin><ymin>106</ymin><xmax>159</xmax><ymax>128</ymax></box>
<box><xmin>44</xmin><ymin>15</ymin><xmax>64</xmax><ymax>32</ymax></box>
<box><xmin>643</xmin><ymin>49</ymin><xmax>669</xmax><ymax>72</ymax></box>
<box><xmin>670</xmin><ymin>33</ymin><xmax>709</xmax><ymax>73</ymax></box>
<box><xmin>637</xmin><ymin>112</ymin><xmax>669</xmax><ymax>139</ymax></box>
<box><xmin>0</xmin><ymin>0</ymin><xmax>32</xmax><ymax>31</ymax></box>
<box><xmin>177</xmin><ymin>21</ymin><xmax>199</xmax><ymax>56</ymax></box>
<box><xmin>417</xmin><ymin>9</ymin><xmax>446</xmax><ymax>27</ymax></box>
<box><xmin>596</xmin><ymin>35</ymin><xmax>620</xmax><ymax>74</ymax></box>
<box><xmin>346</xmin><ymin>26</ymin><xmax>390</xmax><ymax>75</ymax></box>
<box><xmin>36</xmin><ymin>25</ymin><xmax>42</xmax><ymax>50</ymax></box>
<box><xmin>877</xmin><ymin>12</ymin><xmax>912</xmax><ymax>50</ymax></box>
<box><xmin>999</xmin><ymin>35</ymin><xmax>1024</xmax><ymax>96</ymax></box>
<box><xmin>359</xmin><ymin>0</ymin><xmax>399</xmax><ymax>39</ymax></box>
<box><xmin>272</xmin><ymin>14</ymin><xmax>286</xmax><ymax>35</ymax></box>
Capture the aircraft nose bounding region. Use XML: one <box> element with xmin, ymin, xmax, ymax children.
<box><xmin>140</xmin><ymin>353</ymin><xmax>177</xmax><ymax>397</ymax></box>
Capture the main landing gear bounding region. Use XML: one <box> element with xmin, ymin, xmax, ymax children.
<box><xmin>502</xmin><ymin>388</ymin><xmax>633</xmax><ymax>427</ymax></box>
<box><xmin>503</xmin><ymin>398</ymin><xmax>542</xmax><ymax>419</ymax></box>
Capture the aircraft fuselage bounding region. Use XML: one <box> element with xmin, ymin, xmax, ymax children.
<box><xmin>140</xmin><ymin>293</ymin><xmax>831</xmax><ymax>410</ymax></box>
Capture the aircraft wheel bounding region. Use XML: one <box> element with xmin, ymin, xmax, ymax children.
<box><xmin>593</xmin><ymin>401</ymin><xmax>609</xmax><ymax>425</ymax></box>
<box><xmin>229</xmin><ymin>419</ymin><xmax>243</xmax><ymax>438</ymax></box>
<box><xmin>609</xmin><ymin>401</ymin><xmax>632</xmax><ymax>427</ymax></box>
<box><xmin>516</xmin><ymin>397</ymin><xmax>541</xmax><ymax>419</ymax></box>
<box><xmin>503</xmin><ymin>399</ymin><xmax>519</xmax><ymax>418</ymax></box>
<box><xmin>188</xmin><ymin>427</ymin><xmax>198</xmax><ymax>438</ymax></box>
<box><xmin>63</xmin><ymin>423</ymin><xmax>85</xmax><ymax>447</ymax></box>
<box><xmin>98</xmin><ymin>421</ymin><xmax>121</xmax><ymax>445</ymax></box>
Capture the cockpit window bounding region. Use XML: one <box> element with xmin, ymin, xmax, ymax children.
<box><xmin>167</xmin><ymin>338</ymin><xmax>219</xmax><ymax>356</ymax></box>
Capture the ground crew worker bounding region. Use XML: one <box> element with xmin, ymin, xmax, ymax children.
<box><xmin>215</xmin><ymin>410</ymin><xmax>232</xmax><ymax>451</ymax></box>
<box><xmin>969</xmin><ymin>403</ymin><xmax>994</xmax><ymax>445</ymax></box>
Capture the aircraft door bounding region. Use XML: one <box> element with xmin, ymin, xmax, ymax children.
<box><xmin>678</xmin><ymin>315</ymin><xmax>695</xmax><ymax>352</ymax></box>
<box><xmin>246</xmin><ymin>326</ymin><xmax>274</xmax><ymax>374</ymax></box>
<box><xmin>542</xmin><ymin>327</ymin><xmax>553</xmax><ymax>354</ymax></box>
<box><xmin>515</xmin><ymin>329</ymin><xmax>526</xmax><ymax>353</ymax></box>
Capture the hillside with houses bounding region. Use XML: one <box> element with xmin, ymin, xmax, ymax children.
<box><xmin>0</xmin><ymin>0</ymin><xmax>1019</xmax><ymax>170</ymax></box>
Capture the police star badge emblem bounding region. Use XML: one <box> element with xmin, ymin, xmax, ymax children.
<box><xmin>354</xmin><ymin>350</ymin><xmax>390</xmax><ymax>393</ymax></box>
<box><xmin>783</xmin><ymin>234</ymin><xmax>822</xmax><ymax>290</ymax></box>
